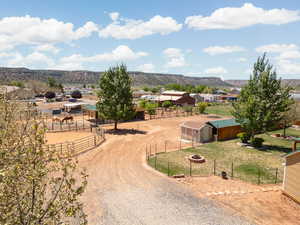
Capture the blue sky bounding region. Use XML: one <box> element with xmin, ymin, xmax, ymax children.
<box><xmin>0</xmin><ymin>0</ymin><xmax>300</xmax><ymax>79</ymax></box>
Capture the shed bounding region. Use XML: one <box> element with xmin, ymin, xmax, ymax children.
<box><xmin>180</xmin><ymin>121</ymin><xmax>213</xmax><ymax>143</ymax></box>
<box><xmin>207</xmin><ymin>119</ymin><xmax>241</xmax><ymax>141</ymax></box>
<box><xmin>283</xmin><ymin>150</ymin><xmax>300</xmax><ymax>204</ymax></box>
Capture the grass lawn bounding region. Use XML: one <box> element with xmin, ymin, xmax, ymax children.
<box><xmin>148</xmin><ymin>128</ymin><xmax>300</xmax><ymax>184</ymax></box>
<box><xmin>205</xmin><ymin>103</ymin><xmax>233</xmax><ymax>117</ymax></box>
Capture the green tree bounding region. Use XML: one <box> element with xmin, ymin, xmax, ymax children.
<box><xmin>138</xmin><ymin>99</ymin><xmax>148</xmax><ymax>109</ymax></box>
<box><xmin>232</xmin><ymin>54</ymin><xmax>293</xmax><ymax>138</ymax></box>
<box><xmin>196</xmin><ymin>102</ymin><xmax>208</xmax><ymax>114</ymax></box>
<box><xmin>0</xmin><ymin>94</ymin><xmax>88</xmax><ymax>224</ymax></box>
<box><xmin>162</xmin><ymin>100</ymin><xmax>173</xmax><ymax>108</ymax></box>
<box><xmin>97</xmin><ymin>64</ymin><xmax>135</xmax><ymax>130</ymax></box>
<box><xmin>47</xmin><ymin>77</ymin><xmax>58</xmax><ymax>88</ymax></box>
<box><xmin>145</xmin><ymin>102</ymin><xmax>157</xmax><ymax>117</ymax></box>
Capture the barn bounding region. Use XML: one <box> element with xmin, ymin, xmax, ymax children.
<box><xmin>283</xmin><ymin>150</ymin><xmax>300</xmax><ymax>204</ymax></box>
<box><xmin>152</xmin><ymin>91</ymin><xmax>195</xmax><ymax>106</ymax></box>
<box><xmin>207</xmin><ymin>119</ymin><xmax>242</xmax><ymax>141</ymax></box>
<box><xmin>180</xmin><ymin>121</ymin><xmax>213</xmax><ymax>143</ymax></box>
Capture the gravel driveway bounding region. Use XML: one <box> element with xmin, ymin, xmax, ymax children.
<box><xmin>77</xmin><ymin>116</ymin><xmax>255</xmax><ymax>225</ymax></box>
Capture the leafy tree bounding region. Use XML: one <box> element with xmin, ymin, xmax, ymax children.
<box><xmin>162</xmin><ymin>100</ymin><xmax>173</xmax><ymax>108</ymax></box>
<box><xmin>0</xmin><ymin>94</ymin><xmax>88</xmax><ymax>224</ymax></box>
<box><xmin>138</xmin><ymin>99</ymin><xmax>147</xmax><ymax>109</ymax></box>
<box><xmin>145</xmin><ymin>102</ymin><xmax>157</xmax><ymax>116</ymax></box>
<box><xmin>97</xmin><ymin>64</ymin><xmax>135</xmax><ymax>130</ymax></box>
<box><xmin>232</xmin><ymin>54</ymin><xmax>293</xmax><ymax>138</ymax></box>
<box><xmin>47</xmin><ymin>77</ymin><xmax>58</xmax><ymax>88</ymax></box>
<box><xmin>196</xmin><ymin>102</ymin><xmax>208</xmax><ymax>114</ymax></box>
<box><xmin>71</xmin><ymin>90</ymin><xmax>82</xmax><ymax>99</ymax></box>
<box><xmin>280</xmin><ymin>101</ymin><xmax>300</xmax><ymax>137</ymax></box>
<box><xmin>58</xmin><ymin>83</ymin><xmax>64</xmax><ymax>94</ymax></box>
<box><xmin>45</xmin><ymin>91</ymin><xmax>56</xmax><ymax>99</ymax></box>
<box><xmin>142</xmin><ymin>86</ymin><xmax>150</xmax><ymax>92</ymax></box>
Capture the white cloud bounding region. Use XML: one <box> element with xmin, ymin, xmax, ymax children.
<box><xmin>203</xmin><ymin>45</ymin><xmax>245</xmax><ymax>55</ymax></box>
<box><xmin>136</xmin><ymin>63</ymin><xmax>155</xmax><ymax>72</ymax></box>
<box><xmin>60</xmin><ymin>45</ymin><xmax>148</xmax><ymax>65</ymax></box>
<box><xmin>237</xmin><ymin>57</ymin><xmax>247</xmax><ymax>62</ymax></box>
<box><xmin>185</xmin><ymin>3</ymin><xmax>300</xmax><ymax>30</ymax></box>
<box><xmin>256</xmin><ymin>44</ymin><xmax>298</xmax><ymax>53</ymax></box>
<box><xmin>163</xmin><ymin>48</ymin><xmax>187</xmax><ymax>68</ymax></box>
<box><xmin>204</xmin><ymin>66</ymin><xmax>228</xmax><ymax>74</ymax></box>
<box><xmin>99</xmin><ymin>15</ymin><xmax>182</xmax><ymax>39</ymax></box>
<box><xmin>5</xmin><ymin>51</ymin><xmax>54</xmax><ymax>68</ymax></box>
<box><xmin>0</xmin><ymin>15</ymin><xmax>98</xmax><ymax>51</ymax></box>
<box><xmin>35</xmin><ymin>44</ymin><xmax>60</xmax><ymax>54</ymax></box>
<box><xmin>277</xmin><ymin>59</ymin><xmax>300</xmax><ymax>75</ymax></box>
<box><xmin>278</xmin><ymin>50</ymin><xmax>300</xmax><ymax>60</ymax></box>
<box><xmin>109</xmin><ymin>12</ymin><xmax>120</xmax><ymax>21</ymax></box>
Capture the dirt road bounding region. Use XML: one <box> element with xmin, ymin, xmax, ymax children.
<box><xmin>75</xmin><ymin>115</ymin><xmax>254</xmax><ymax>225</ymax></box>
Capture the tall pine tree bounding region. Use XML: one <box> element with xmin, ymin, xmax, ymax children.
<box><xmin>232</xmin><ymin>54</ymin><xmax>293</xmax><ymax>138</ymax></box>
<box><xmin>97</xmin><ymin>64</ymin><xmax>135</xmax><ymax>130</ymax></box>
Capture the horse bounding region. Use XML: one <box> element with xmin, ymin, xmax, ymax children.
<box><xmin>52</xmin><ymin>116</ymin><xmax>62</xmax><ymax>124</ymax></box>
<box><xmin>61</xmin><ymin>116</ymin><xmax>74</xmax><ymax>124</ymax></box>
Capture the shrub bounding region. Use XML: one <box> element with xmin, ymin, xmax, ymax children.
<box><xmin>237</xmin><ymin>132</ymin><xmax>251</xmax><ymax>143</ymax></box>
<box><xmin>162</xmin><ymin>100</ymin><xmax>173</xmax><ymax>108</ymax></box>
<box><xmin>71</xmin><ymin>90</ymin><xmax>82</xmax><ymax>99</ymax></box>
<box><xmin>145</xmin><ymin>102</ymin><xmax>157</xmax><ymax>115</ymax></box>
<box><xmin>196</xmin><ymin>102</ymin><xmax>208</xmax><ymax>114</ymax></box>
<box><xmin>251</xmin><ymin>137</ymin><xmax>264</xmax><ymax>148</ymax></box>
<box><xmin>138</xmin><ymin>99</ymin><xmax>147</xmax><ymax>109</ymax></box>
<box><xmin>45</xmin><ymin>91</ymin><xmax>56</xmax><ymax>99</ymax></box>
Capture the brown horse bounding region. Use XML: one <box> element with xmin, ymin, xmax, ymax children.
<box><xmin>61</xmin><ymin>116</ymin><xmax>74</xmax><ymax>124</ymax></box>
<box><xmin>52</xmin><ymin>116</ymin><xmax>61</xmax><ymax>123</ymax></box>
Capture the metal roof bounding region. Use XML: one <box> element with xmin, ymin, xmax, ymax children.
<box><xmin>180</xmin><ymin>121</ymin><xmax>206</xmax><ymax>130</ymax></box>
<box><xmin>208</xmin><ymin>119</ymin><xmax>240</xmax><ymax>128</ymax></box>
<box><xmin>284</xmin><ymin>150</ymin><xmax>300</xmax><ymax>158</ymax></box>
<box><xmin>83</xmin><ymin>104</ymin><xmax>97</xmax><ymax>111</ymax></box>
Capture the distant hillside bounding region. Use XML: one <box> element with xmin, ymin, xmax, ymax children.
<box><xmin>226</xmin><ymin>79</ymin><xmax>300</xmax><ymax>88</ymax></box>
<box><xmin>0</xmin><ymin>67</ymin><xmax>232</xmax><ymax>87</ymax></box>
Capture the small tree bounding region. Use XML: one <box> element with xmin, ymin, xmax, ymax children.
<box><xmin>97</xmin><ymin>64</ymin><xmax>135</xmax><ymax>130</ymax></box>
<box><xmin>138</xmin><ymin>99</ymin><xmax>147</xmax><ymax>109</ymax></box>
<box><xmin>196</xmin><ymin>102</ymin><xmax>208</xmax><ymax>114</ymax></box>
<box><xmin>280</xmin><ymin>101</ymin><xmax>300</xmax><ymax>137</ymax></box>
<box><xmin>0</xmin><ymin>94</ymin><xmax>88</xmax><ymax>224</ymax></box>
<box><xmin>71</xmin><ymin>90</ymin><xmax>82</xmax><ymax>99</ymax></box>
<box><xmin>162</xmin><ymin>100</ymin><xmax>173</xmax><ymax>109</ymax></box>
<box><xmin>45</xmin><ymin>91</ymin><xmax>56</xmax><ymax>99</ymax></box>
<box><xmin>145</xmin><ymin>102</ymin><xmax>157</xmax><ymax>118</ymax></box>
<box><xmin>232</xmin><ymin>54</ymin><xmax>293</xmax><ymax>138</ymax></box>
<box><xmin>47</xmin><ymin>77</ymin><xmax>58</xmax><ymax>88</ymax></box>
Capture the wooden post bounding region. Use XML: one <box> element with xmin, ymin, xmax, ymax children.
<box><xmin>275</xmin><ymin>168</ymin><xmax>278</xmax><ymax>184</ymax></box>
<box><xmin>214</xmin><ymin>159</ymin><xmax>216</xmax><ymax>176</ymax></box>
<box><xmin>258</xmin><ymin>169</ymin><xmax>261</xmax><ymax>185</ymax></box>
<box><xmin>76</xmin><ymin>121</ymin><xmax>78</xmax><ymax>131</ymax></box>
<box><xmin>168</xmin><ymin>161</ymin><xmax>170</xmax><ymax>176</ymax></box>
<box><xmin>155</xmin><ymin>156</ymin><xmax>157</xmax><ymax>169</ymax></box>
<box><xmin>155</xmin><ymin>144</ymin><xmax>157</xmax><ymax>155</ymax></box>
<box><xmin>231</xmin><ymin>162</ymin><xmax>234</xmax><ymax>178</ymax></box>
<box><xmin>190</xmin><ymin>160</ymin><xmax>192</xmax><ymax>176</ymax></box>
<box><xmin>94</xmin><ymin>135</ymin><xmax>96</xmax><ymax>146</ymax></box>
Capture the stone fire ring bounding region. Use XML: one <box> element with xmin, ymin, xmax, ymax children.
<box><xmin>188</xmin><ymin>155</ymin><xmax>206</xmax><ymax>163</ymax></box>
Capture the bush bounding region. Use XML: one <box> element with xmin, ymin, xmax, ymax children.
<box><xmin>71</xmin><ymin>90</ymin><xmax>82</xmax><ymax>99</ymax></box>
<box><xmin>237</xmin><ymin>132</ymin><xmax>250</xmax><ymax>143</ymax></box>
<box><xmin>251</xmin><ymin>137</ymin><xmax>264</xmax><ymax>148</ymax></box>
<box><xmin>45</xmin><ymin>91</ymin><xmax>56</xmax><ymax>99</ymax></box>
<box><xmin>145</xmin><ymin>102</ymin><xmax>157</xmax><ymax>115</ymax></box>
<box><xmin>196</xmin><ymin>102</ymin><xmax>208</xmax><ymax>114</ymax></box>
<box><xmin>162</xmin><ymin>100</ymin><xmax>173</xmax><ymax>108</ymax></box>
<box><xmin>138</xmin><ymin>99</ymin><xmax>147</xmax><ymax>109</ymax></box>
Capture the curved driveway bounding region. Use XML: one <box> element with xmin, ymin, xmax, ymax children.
<box><xmin>78</xmin><ymin>116</ymin><xmax>254</xmax><ymax>225</ymax></box>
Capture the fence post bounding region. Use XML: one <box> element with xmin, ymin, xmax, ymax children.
<box><xmin>76</xmin><ymin>121</ymin><xmax>78</xmax><ymax>131</ymax></box>
<box><xmin>155</xmin><ymin>155</ymin><xmax>157</xmax><ymax>169</ymax></box>
<box><xmin>60</xmin><ymin>122</ymin><xmax>62</xmax><ymax>131</ymax></box>
<box><xmin>275</xmin><ymin>168</ymin><xmax>278</xmax><ymax>184</ymax></box>
<box><xmin>150</xmin><ymin>144</ymin><xmax>152</xmax><ymax>156</ymax></box>
<box><xmin>94</xmin><ymin>135</ymin><xmax>96</xmax><ymax>146</ymax></box>
<box><xmin>61</xmin><ymin>143</ymin><xmax>63</xmax><ymax>155</ymax></box>
<box><xmin>190</xmin><ymin>160</ymin><xmax>192</xmax><ymax>176</ymax></box>
<box><xmin>155</xmin><ymin>143</ymin><xmax>157</xmax><ymax>155</ymax></box>
<box><xmin>168</xmin><ymin>161</ymin><xmax>170</xmax><ymax>176</ymax></box>
<box><xmin>52</xmin><ymin>121</ymin><xmax>54</xmax><ymax>130</ymax></box>
<box><xmin>258</xmin><ymin>169</ymin><xmax>261</xmax><ymax>185</ymax></box>
<box><xmin>214</xmin><ymin>159</ymin><xmax>216</xmax><ymax>176</ymax></box>
<box><xmin>231</xmin><ymin>162</ymin><xmax>234</xmax><ymax>178</ymax></box>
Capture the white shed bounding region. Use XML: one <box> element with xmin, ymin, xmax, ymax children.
<box><xmin>180</xmin><ymin>121</ymin><xmax>213</xmax><ymax>143</ymax></box>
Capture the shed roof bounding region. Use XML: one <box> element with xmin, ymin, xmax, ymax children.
<box><xmin>284</xmin><ymin>150</ymin><xmax>300</xmax><ymax>158</ymax></box>
<box><xmin>180</xmin><ymin>121</ymin><xmax>206</xmax><ymax>130</ymax></box>
<box><xmin>208</xmin><ymin>119</ymin><xmax>240</xmax><ymax>128</ymax></box>
<box><xmin>84</xmin><ymin>104</ymin><xmax>97</xmax><ymax>111</ymax></box>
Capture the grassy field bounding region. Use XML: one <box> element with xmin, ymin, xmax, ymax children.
<box><xmin>148</xmin><ymin>128</ymin><xmax>300</xmax><ymax>184</ymax></box>
<box><xmin>205</xmin><ymin>103</ymin><xmax>233</xmax><ymax>117</ymax></box>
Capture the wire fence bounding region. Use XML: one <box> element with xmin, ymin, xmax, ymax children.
<box><xmin>145</xmin><ymin>140</ymin><xmax>284</xmax><ymax>185</ymax></box>
<box><xmin>44</xmin><ymin>127</ymin><xmax>105</xmax><ymax>157</ymax></box>
<box><xmin>145</xmin><ymin>107</ymin><xmax>199</xmax><ymax>120</ymax></box>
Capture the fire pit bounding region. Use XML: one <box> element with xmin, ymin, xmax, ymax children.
<box><xmin>188</xmin><ymin>154</ymin><xmax>206</xmax><ymax>163</ymax></box>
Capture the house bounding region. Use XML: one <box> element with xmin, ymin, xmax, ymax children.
<box><xmin>180</xmin><ymin>121</ymin><xmax>213</xmax><ymax>143</ymax></box>
<box><xmin>190</xmin><ymin>93</ymin><xmax>205</xmax><ymax>103</ymax></box>
<box><xmin>180</xmin><ymin>118</ymin><xmax>241</xmax><ymax>143</ymax></box>
<box><xmin>218</xmin><ymin>94</ymin><xmax>239</xmax><ymax>102</ymax></box>
<box><xmin>207</xmin><ymin>119</ymin><xmax>242</xmax><ymax>141</ymax></box>
<box><xmin>152</xmin><ymin>90</ymin><xmax>195</xmax><ymax>106</ymax></box>
<box><xmin>199</xmin><ymin>94</ymin><xmax>220</xmax><ymax>102</ymax></box>
<box><xmin>283</xmin><ymin>150</ymin><xmax>300</xmax><ymax>204</ymax></box>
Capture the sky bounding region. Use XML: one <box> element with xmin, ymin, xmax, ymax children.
<box><xmin>0</xmin><ymin>0</ymin><xmax>300</xmax><ymax>80</ymax></box>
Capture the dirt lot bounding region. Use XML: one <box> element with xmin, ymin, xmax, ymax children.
<box><xmin>178</xmin><ymin>176</ymin><xmax>300</xmax><ymax>225</ymax></box>
<box><xmin>46</xmin><ymin>131</ymin><xmax>92</xmax><ymax>144</ymax></box>
<box><xmin>45</xmin><ymin>115</ymin><xmax>299</xmax><ymax>225</ymax></box>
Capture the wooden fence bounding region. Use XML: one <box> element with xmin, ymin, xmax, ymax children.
<box><xmin>44</xmin><ymin>128</ymin><xmax>105</xmax><ymax>157</ymax></box>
